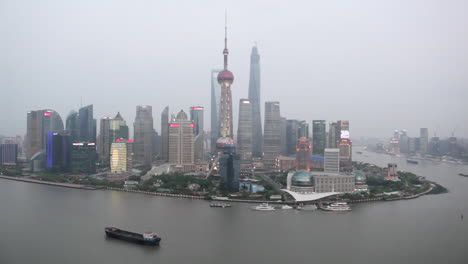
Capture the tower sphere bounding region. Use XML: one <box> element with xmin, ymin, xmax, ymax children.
<box><xmin>217</xmin><ymin>69</ymin><xmax>234</xmax><ymax>85</ymax></box>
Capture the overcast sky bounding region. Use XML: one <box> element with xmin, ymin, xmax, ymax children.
<box><xmin>1</xmin><ymin>0</ymin><xmax>467</xmax><ymax>139</ymax></box>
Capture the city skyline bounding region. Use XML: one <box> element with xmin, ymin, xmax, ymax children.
<box><xmin>1</xmin><ymin>1</ymin><xmax>467</xmax><ymax>139</ymax></box>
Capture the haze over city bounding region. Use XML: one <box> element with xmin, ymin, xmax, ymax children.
<box><xmin>1</xmin><ymin>0</ymin><xmax>467</xmax><ymax>138</ymax></box>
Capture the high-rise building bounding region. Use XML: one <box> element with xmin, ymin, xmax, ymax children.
<box><xmin>328</xmin><ymin>122</ymin><xmax>338</xmax><ymax>148</ymax></box>
<box><xmin>97</xmin><ymin>116</ymin><xmax>111</xmax><ymax>162</ymax></box>
<box><xmin>71</xmin><ymin>142</ymin><xmax>97</xmax><ymax>174</ymax></box>
<box><xmin>168</xmin><ymin>110</ymin><xmax>194</xmax><ymax>165</ymax></box>
<box><xmin>65</xmin><ymin>111</ymin><xmax>80</xmax><ymax>143</ymax></box>
<box><xmin>280</xmin><ymin>117</ymin><xmax>287</xmax><ymax>155</ymax></box>
<box><xmin>298</xmin><ymin>120</ymin><xmax>309</xmax><ymax>139</ymax></box>
<box><xmin>286</xmin><ymin>119</ymin><xmax>299</xmax><ymax>155</ymax></box>
<box><xmin>237</xmin><ymin>99</ymin><xmax>253</xmax><ymax>161</ymax></box>
<box><xmin>161</xmin><ymin>106</ymin><xmax>169</xmax><ymax>161</ymax></box>
<box><xmin>46</xmin><ymin>131</ymin><xmax>71</xmax><ymax>172</ymax></box>
<box><xmin>420</xmin><ymin>128</ymin><xmax>429</xmax><ymax>154</ymax></box>
<box><xmin>110</xmin><ymin>138</ymin><xmax>133</xmax><ymax>173</ymax></box>
<box><xmin>263</xmin><ymin>101</ymin><xmax>281</xmax><ymax>169</ymax></box>
<box><xmin>110</xmin><ymin>112</ymin><xmax>129</xmax><ymax>142</ymax></box>
<box><xmin>296</xmin><ymin>137</ymin><xmax>311</xmax><ymax>171</ymax></box>
<box><xmin>134</xmin><ymin>105</ymin><xmax>154</xmax><ymax>167</ymax></box>
<box><xmin>399</xmin><ymin>130</ymin><xmax>409</xmax><ymax>154</ymax></box>
<box><xmin>190</xmin><ymin>106</ymin><xmax>205</xmax><ymax>162</ymax></box>
<box><xmin>26</xmin><ymin>109</ymin><xmax>64</xmax><ymax>159</ymax></box>
<box><xmin>338</xmin><ymin>138</ymin><xmax>352</xmax><ymax>171</ymax></box>
<box><xmin>219</xmin><ymin>152</ymin><xmax>241</xmax><ymax>192</ymax></box>
<box><xmin>0</xmin><ymin>144</ymin><xmax>18</xmax><ymax>165</ymax></box>
<box><xmin>248</xmin><ymin>45</ymin><xmax>262</xmax><ymax>157</ymax></box>
<box><xmin>78</xmin><ymin>105</ymin><xmax>96</xmax><ymax>143</ymax></box>
<box><xmin>312</xmin><ymin>120</ymin><xmax>327</xmax><ymax>156</ymax></box>
<box><xmin>324</xmin><ymin>148</ymin><xmax>340</xmax><ymax>173</ymax></box>
<box><xmin>210</xmin><ymin>69</ymin><xmax>222</xmax><ymax>153</ymax></box>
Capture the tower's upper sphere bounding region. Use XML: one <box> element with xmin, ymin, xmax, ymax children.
<box><xmin>217</xmin><ymin>69</ymin><xmax>234</xmax><ymax>85</ymax></box>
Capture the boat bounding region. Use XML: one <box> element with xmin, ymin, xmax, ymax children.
<box><xmin>459</xmin><ymin>173</ymin><xmax>468</xmax><ymax>177</ymax></box>
<box><xmin>280</xmin><ymin>205</ymin><xmax>293</xmax><ymax>210</ymax></box>
<box><xmin>105</xmin><ymin>227</ymin><xmax>161</xmax><ymax>246</ymax></box>
<box><xmin>210</xmin><ymin>203</ymin><xmax>232</xmax><ymax>208</ymax></box>
<box><xmin>407</xmin><ymin>159</ymin><xmax>418</xmax><ymax>164</ymax></box>
<box><xmin>356</xmin><ymin>151</ymin><xmax>363</xmax><ymax>154</ymax></box>
<box><xmin>296</xmin><ymin>204</ymin><xmax>318</xmax><ymax>211</ymax></box>
<box><xmin>252</xmin><ymin>203</ymin><xmax>275</xmax><ymax>211</ymax></box>
<box><xmin>321</xmin><ymin>202</ymin><xmax>352</xmax><ymax>212</ymax></box>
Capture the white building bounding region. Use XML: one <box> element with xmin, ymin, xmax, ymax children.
<box><xmin>324</xmin><ymin>148</ymin><xmax>340</xmax><ymax>173</ymax></box>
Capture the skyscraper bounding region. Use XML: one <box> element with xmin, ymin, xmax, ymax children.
<box><xmin>26</xmin><ymin>109</ymin><xmax>64</xmax><ymax>159</ymax></box>
<box><xmin>97</xmin><ymin>116</ymin><xmax>111</xmax><ymax>162</ymax></box>
<box><xmin>190</xmin><ymin>106</ymin><xmax>205</xmax><ymax>162</ymax></box>
<box><xmin>237</xmin><ymin>99</ymin><xmax>253</xmax><ymax>161</ymax></box>
<box><xmin>295</xmin><ymin>137</ymin><xmax>311</xmax><ymax>171</ymax></box>
<box><xmin>420</xmin><ymin>128</ymin><xmax>429</xmax><ymax>154</ymax></box>
<box><xmin>134</xmin><ymin>105</ymin><xmax>155</xmax><ymax>167</ymax></box>
<box><xmin>0</xmin><ymin>144</ymin><xmax>18</xmax><ymax>165</ymax></box>
<box><xmin>286</xmin><ymin>119</ymin><xmax>299</xmax><ymax>155</ymax></box>
<box><xmin>168</xmin><ymin>110</ymin><xmax>194</xmax><ymax>165</ymax></box>
<box><xmin>65</xmin><ymin>111</ymin><xmax>80</xmax><ymax>143</ymax></box>
<box><xmin>46</xmin><ymin>131</ymin><xmax>71</xmax><ymax>172</ymax></box>
<box><xmin>248</xmin><ymin>45</ymin><xmax>262</xmax><ymax>157</ymax></box>
<box><xmin>161</xmin><ymin>106</ymin><xmax>169</xmax><ymax>161</ymax></box>
<box><xmin>280</xmin><ymin>117</ymin><xmax>287</xmax><ymax>155</ymax></box>
<box><xmin>110</xmin><ymin>112</ymin><xmax>129</xmax><ymax>142</ymax></box>
<box><xmin>328</xmin><ymin>122</ymin><xmax>338</xmax><ymax>148</ymax></box>
<box><xmin>263</xmin><ymin>101</ymin><xmax>281</xmax><ymax>169</ymax></box>
<box><xmin>78</xmin><ymin>105</ymin><xmax>96</xmax><ymax>143</ymax></box>
<box><xmin>110</xmin><ymin>139</ymin><xmax>133</xmax><ymax>173</ymax></box>
<box><xmin>298</xmin><ymin>120</ymin><xmax>309</xmax><ymax>139</ymax></box>
<box><xmin>210</xmin><ymin>69</ymin><xmax>222</xmax><ymax>153</ymax></box>
<box><xmin>312</xmin><ymin>120</ymin><xmax>326</xmax><ymax>156</ymax></box>
<box><xmin>71</xmin><ymin>142</ymin><xmax>97</xmax><ymax>174</ymax></box>
<box><xmin>338</xmin><ymin>138</ymin><xmax>352</xmax><ymax>172</ymax></box>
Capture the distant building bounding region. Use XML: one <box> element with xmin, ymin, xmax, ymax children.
<box><xmin>420</xmin><ymin>128</ymin><xmax>429</xmax><ymax>154</ymax></box>
<box><xmin>324</xmin><ymin>148</ymin><xmax>340</xmax><ymax>173</ymax></box>
<box><xmin>0</xmin><ymin>144</ymin><xmax>18</xmax><ymax>165</ymax></box>
<box><xmin>190</xmin><ymin>106</ymin><xmax>205</xmax><ymax>162</ymax></box>
<box><xmin>399</xmin><ymin>130</ymin><xmax>409</xmax><ymax>154</ymax></box>
<box><xmin>338</xmin><ymin>138</ymin><xmax>352</xmax><ymax>171</ymax></box>
<box><xmin>97</xmin><ymin>116</ymin><xmax>111</xmax><ymax>162</ymax></box>
<box><xmin>110</xmin><ymin>112</ymin><xmax>129</xmax><ymax>142</ymax></box>
<box><xmin>134</xmin><ymin>105</ymin><xmax>155</xmax><ymax>167</ymax></box>
<box><xmin>286</xmin><ymin>119</ymin><xmax>299</xmax><ymax>155</ymax></box>
<box><xmin>296</xmin><ymin>137</ymin><xmax>311</xmax><ymax>171</ymax></box>
<box><xmin>46</xmin><ymin>131</ymin><xmax>71</xmax><ymax>172</ymax></box>
<box><xmin>248</xmin><ymin>46</ymin><xmax>263</xmax><ymax>157</ymax></box>
<box><xmin>78</xmin><ymin>105</ymin><xmax>96</xmax><ymax>143</ymax></box>
<box><xmin>237</xmin><ymin>99</ymin><xmax>253</xmax><ymax>162</ymax></box>
<box><xmin>160</xmin><ymin>106</ymin><xmax>169</xmax><ymax>161</ymax></box>
<box><xmin>168</xmin><ymin>110</ymin><xmax>194</xmax><ymax>165</ymax></box>
<box><xmin>328</xmin><ymin>122</ymin><xmax>338</xmax><ymax>148</ymax></box>
<box><xmin>263</xmin><ymin>102</ymin><xmax>281</xmax><ymax>169</ymax></box>
<box><xmin>71</xmin><ymin>142</ymin><xmax>96</xmax><ymax>174</ymax></box>
<box><xmin>219</xmin><ymin>152</ymin><xmax>240</xmax><ymax>192</ymax></box>
<box><xmin>277</xmin><ymin>155</ymin><xmax>295</xmax><ymax>171</ymax></box>
<box><xmin>280</xmin><ymin>117</ymin><xmax>288</xmax><ymax>155</ymax></box>
<box><xmin>298</xmin><ymin>120</ymin><xmax>309</xmax><ymax>139</ymax></box>
<box><xmin>110</xmin><ymin>139</ymin><xmax>133</xmax><ymax>173</ymax></box>
<box><xmin>312</xmin><ymin>120</ymin><xmax>326</xmax><ymax>156</ymax></box>
<box><xmin>65</xmin><ymin>111</ymin><xmax>80</xmax><ymax>143</ymax></box>
<box><xmin>386</xmin><ymin>163</ymin><xmax>399</xmax><ymax>181</ymax></box>
<box><xmin>26</xmin><ymin>109</ymin><xmax>64</xmax><ymax>160</ymax></box>
<box><xmin>286</xmin><ymin>170</ymin><xmax>355</xmax><ymax>193</ymax></box>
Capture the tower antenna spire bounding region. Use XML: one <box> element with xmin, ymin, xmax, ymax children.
<box><xmin>223</xmin><ymin>10</ymin><xmax>229</xmax><ymax>70</ymax></box>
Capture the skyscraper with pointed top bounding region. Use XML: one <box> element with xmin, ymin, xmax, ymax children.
<box><xmin>248</xmin><ymin>45</ymin><xmax>262</xmax><ymax>157</ymax></box>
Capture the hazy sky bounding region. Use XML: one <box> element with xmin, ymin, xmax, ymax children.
<box><xmin>1</xmin><ymin>0</ymin><xmax>467</xmax><ymax>139</ymax></box>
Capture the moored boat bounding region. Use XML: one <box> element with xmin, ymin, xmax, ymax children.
<box><xmin>407</xmin><ymin>159</ymin><xmax>418</xmax><ymax>164</ymax></box>
<box><xmin>105</xmin><ymin>227</ymin><xmax>161</xmax><ymax>246</ymax></box>
<box><xmin>280</xmin><ymin>205</ymin><xmax>293</xmax><ymax>210</ymax></box>
<box><xmin>252</xmin><ymin>203</ymin><xmax>275</xmax><ymax>211</ymax></box>
<box><xmin>296</xmin><ymin>204</ymin><xmax>318</xmax><ymax>211</ymax></box>
<box><xmin>210</xmin><ymin>203</ymin><xmax>232</xmax><ymax>208</ymax></box>
<box><xmin>321</xmin><ymin>202</ymin><xmax>351</xmax><ymax>212</ymax></box>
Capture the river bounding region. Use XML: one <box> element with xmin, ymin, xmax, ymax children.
<box><xmin>1</xmin><ymin>149</ymin><xmax>467</xmax><ymax>264</ymax></box>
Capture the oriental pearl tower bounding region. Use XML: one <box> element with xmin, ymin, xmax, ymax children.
<box><xmin>216</xmin><ymin>19</ymin><xmax>235</xmax><ymax>151</ymax></box>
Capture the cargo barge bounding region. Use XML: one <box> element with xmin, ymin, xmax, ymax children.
<box><xmin>105</xmin><ymin>227</ymin><xmax>161</xmax><ymax>246</ymax></box>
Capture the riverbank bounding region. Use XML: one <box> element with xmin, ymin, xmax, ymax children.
<box><xmin>0</xmin><ymin>175</ymin><xmax>101</xmax><ymax>190</ymax></box>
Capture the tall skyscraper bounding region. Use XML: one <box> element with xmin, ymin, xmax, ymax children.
<box><xmin>110</xmin><ymin>112</ymin><xmax>129</xmax><ymax>142</ymax></box>
<box><xmin>134</xmin><ymin>105</ymin><xmax>155</xmax><ymax>167</ymax></box>
<box><xmin>161</xmin><ymin>106</ymin><xmax>169</xmax><ymax>161</ymax></box>
<box><xmin>263</xmin><ymin>101</ymin><xmax>281</xmax><ymax>169</ymax></box>
<box><xmin>298</xmin><ymin>120</ymin><xmax>309</xmax><ymax>139</ymax></box>
<box><xmin>71</xmin><ymin>142</ymin><xmax>97</xmax><ymax>174</ymax></box>
<box><xmin>280</xmin><ymin>117</ymin><xmax>287</xmax><ymax>155</ymax></box>
<box><xmin>210</xmin><ymin>69</ymin><xmax>222</xmax><ymax>153</ymax></box>
<box><xmin>26</xmin><ymin>109</ymin><xmax>64</xmax><ymax>159</ymax></box>
<box><xmin>324</xmin><ymin>148</ymin><xmax>340</xmax><ymax>173</ymax></box>
<box><xmin>328</xmin><ymin>122</ymin><xmax>339</xmax><ymax>148</ymax></box>
<box><xmin>110</xmin><ymin>139</ymin><xmax>133</xmax><ymax>173</ymax></box>
<box><xmin>46</xmin><ymin>131</ymin><xmax>71</xmax><ymax>172</ymax></box>
<box><xmin>65</xmin><ymin>111</ymin><xmax>80</xmax><ymax>143</ymax></box>
<box><xmin>97</xmin><ymin>116</ymin><xmax>111</xmax><ymax>162</ymax></box>
<box><xmin>295</xmin><ymin>137</ymin><xmax>311</xmax><ymax>171</ymax></box>
<box><xmin>338</xmin><ymin>138</ymin><xmax>352</xmax><ymax>172</ymax></box>
<box><xmin>190</xmin><ymin>106</ymin><xmax>205</xmax><ymax>162</ymax></box>
<box><xmin>78</xmin><ymin>105</ymin><xmax>96</xmax><ymax>143</ymax></box>
<box><xmin>237</xmin><ymin>99</ymin><xmax>253</xmax><ymax>161</ymax></box>
<box><xmin>286</xmin><ymin>119</ymin><xmax>299</xmax><ymax>155</ymax></box>
<box><xmin>168</xmin><ymin>110</ymin><xmax>194</xmax><ymax>165</ymax></box>
<box><xmin>312</xmin><ymin>120</ymin><xmax>326</xmax><ymax>156</ymax></box>
<box><xmin>0</xmin><ymin>144</ymin><xmax>18</xmax><ymax>165</ymax></box>
<box><xmin>248</xmin><ymin>45</ymin><xmax>262</xmax><ymax>157</ymax></box>
<box><xmin>420</xmin><ymin>128</ymin><xmax>429</xmax><ymax>154</ymax></box>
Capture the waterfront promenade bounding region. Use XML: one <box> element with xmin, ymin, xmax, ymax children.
<box><xmin>0</xmin><ymin>175</ymin><xmax>99</xmax><ymax>190</ymax></box>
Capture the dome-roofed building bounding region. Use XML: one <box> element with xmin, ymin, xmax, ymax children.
<box><xmin>354</xmin><ymin>170</ymin><xmax>369</xmax><ymax>192</ymax></box>
<box><xmin>287</xmin><ymin>170</ymin><xmax>315</xmax><ymax>193</ymax></box>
